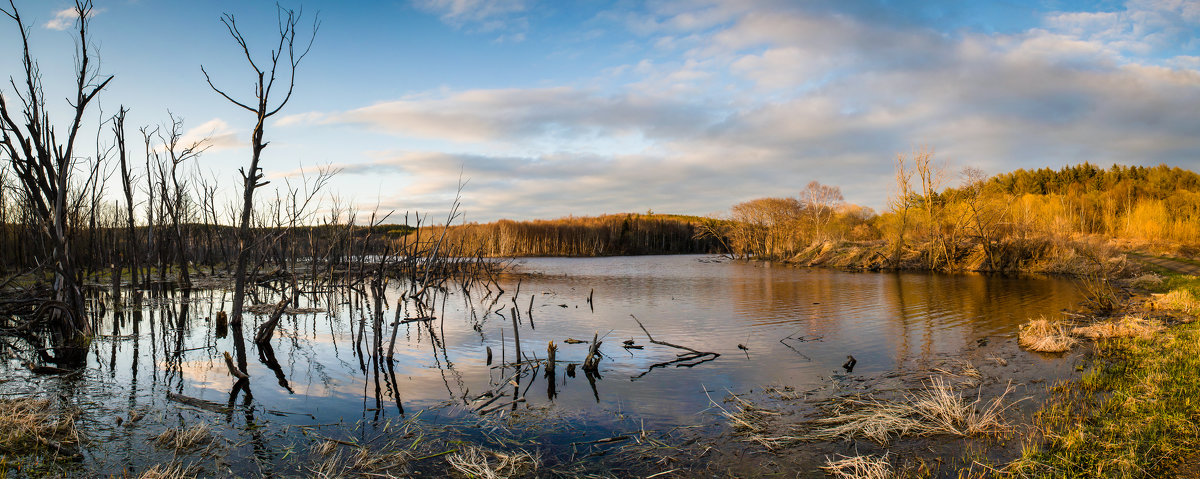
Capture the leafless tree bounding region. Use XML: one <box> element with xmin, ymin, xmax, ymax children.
<box><xmin>202</xmin><ymin>5</ymin><xmax>318</xmax><ymax>326</ymax></box>
<box><xmin>0</xmin><ymin>0</ymin><xmax>111</xmax><ymax>357</ymax></box>
<box><xmin>800</xmin><ymin>180</ymin><xmax>844</xmax><ymax>242</ymax></box>
<box><xmin>146</xmin><ymin>114</ymin><xmax>207</xmax><ymax>289</ymax></box>
<box><xmin>960</xmin><ymin>167</ymin><xmax>1009</xmax><ymax>270</ymax></box>
<box><xmin>112</xmin><ymin>107</ymin><xmax>141</xmax><ymax>294</ymax></box>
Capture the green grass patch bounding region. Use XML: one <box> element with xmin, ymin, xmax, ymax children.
<box><xmin>1011</xmin><ymin>320</ymin><xmax>1200</xmax><ymax>477</ymax></box>
<box><xmin>1153</xmin><ymin>254</ymin><xmax>1200</xmax><ymax>269</ymax></box>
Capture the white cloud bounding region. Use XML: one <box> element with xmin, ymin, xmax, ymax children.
<box><xmin>323</xmin><ymin>87</ymin><xmax>714</xmax><ymax>144</ymax></box>
<box><xmin>290</xmin><ymin>0</ymin><xmax>1200</xmax><ymax>221</ymax></box>
<box><xmin>413</xmin><ymin>0</ymin><xmax>531</xmax><ymax>32</ymax></box>
<box><xmin>43</xmin><ymin>7</ymin><xmax>79</xmax><ymax>30</ymax></box>
<box><xmin>275</xmin><ymin>112</ymin><xmax>326</xmax><ymax>127</ymax></box>
<box><xmin>181</xmin><ymin>119</ymin><xmax>240</xmax><ymax>151</ymax></box>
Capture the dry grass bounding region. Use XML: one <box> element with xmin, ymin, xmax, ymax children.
<box><xmin>308</xmin><ymin>442</ymin><xmax>414</xmax><ymax>477</ymax></box>
<box><xmin>445</xmin><ymin>445</ymin><xmax>537</xmax><ymax>479</ymax></box>
<box><xmin>705</xmin><ymin>389</ymin><xmax>799</xmax><ymax>450</ymax></box>
<box><xmin>1072</xmin><ymin>315</ymin><xmax>1164</xmax><ymax>340</ymax></box>
<box><xmin>1131</xmin><ymin>273</ymin><xmax>1165</xmax><ymax>290</ymax></box>
<box><xmin>1018</xmin><ymin>316</ymin><xmax>1078</xmax><ymax>353</ymax></box>
<box><xmin>1154</xmin><ymin>289</ymin><xmax>1200</xmax><ymax>316</ymax></box>
<box><xmin>932</xmin><ymin>360</ymin><xmax>983</xmax><ymax>388</ymax></box>
<box><xmin>152</xmin><ymin>423</ymin><xmax>214</xmax><ymax>452</ymax></box>
<box><xmin>821</xmin><ymin>453</ymin><xmax>892</xmax><ymax>479</ymax></box>
<box><xmin>808</xmin><ymin>378</ymin><xmax>1018</xmax><ymax>445</ymax></box>
<box><xmin>136</xmin><ymin>461</ymin><xmax>201</xmax><ymax>479</ymax></box>
<box><xmin>0</xmin><ymin>397</ymin><xmax>79</xmax><ymax>456</ymax></box>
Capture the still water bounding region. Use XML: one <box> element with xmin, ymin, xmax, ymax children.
<box><xmin>3</xmin><ymin>255</ymin><xmax>1086</xmax><ymax>474</ymax></box>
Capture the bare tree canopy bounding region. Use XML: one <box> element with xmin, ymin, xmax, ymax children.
<box><xmin>0</xmin><ymin>0</ymin><xmax>111</xmax><ymax>360</ymax></box>
<box><xmin>201</xmin><ymin>5</ymin><xmax>318</xmax><ymax>334</ymax></box>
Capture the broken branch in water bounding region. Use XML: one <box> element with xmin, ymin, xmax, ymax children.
<box><xmin>628</xmin><ymin>315</ymin><xmax>720</xmax><ymax>379</ymax></box>
<box><xmin>582</xmin><ymin>332</ymin><xmax>602</xmax><ymax>372</ymax></box>
<box><xmin>223</xmin><ymin>351</ymin><xmax>249</xmax><ymax>380</ymax></box>
<box><xmin>253</xmin><ymin>297</ymin><xmax>290</xmax><ymax>345</ymax></box>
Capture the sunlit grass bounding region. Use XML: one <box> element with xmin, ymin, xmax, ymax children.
<box><xmin>1018</xmin><ymin>316</ymin><xmax>1078</xmax><ymax>353</ymax></box>
<box><xmin>1012</xmin><ymin>320</ymin><xmax>1200</xmax><ymax>477</ymax></box>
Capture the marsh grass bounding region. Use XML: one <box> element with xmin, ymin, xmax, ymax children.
<box><xmin>1072</xmin><ymin>315</ymin><xmax>1163</xmax><ymax>340</ymax></box>
<box><xmin>0</xmin><ymin>397</ymin><xmax>79</xmax><ymax>456</ymax></box>
<box><xmin>706</xmin><ymin>389</ymin><xmax>800</xmax><ymax>450</ymax></box>
<box><xmin>1018</xmin><ymin>317</ymin><xmax>1078</xmax><ymax>353</ymax></box>
<box><xmin>446</xmin><ymin>445</ymin><xmax>537</xmax><ymax>479</ymax></box>
<box><xmin>151</xmin><ymin>424</ymin><xmax>214</xmax><ymax>453</ymax></box>
<box><xmin>136</xmin><ymin>461</ymin><xmax>201</xmax><ymax>479</ymax></box>
<box><xmin>821</xmin><ymin>453</ymin><xmax>891</xmax><ymax>479</ymax></box>
<box><xmin>1012</xmin><ymin>320</ymin><xmax>1200</xmax><ymax>477</ymax></box>
<box><xmin>1153</xmin><ymin>289</ymin><xmax>1200</xmax><ymax>316</ymax></box>
<box><xmin>808</xmin><ymin>377</ymin><xmax>1017</xmax><ymax>445</ymax></box>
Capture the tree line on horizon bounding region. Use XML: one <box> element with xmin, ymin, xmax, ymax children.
<box><xmin>412</xmin><ymin>161</ymin><xmax>1200</xmax><ymax>269</ymax></box>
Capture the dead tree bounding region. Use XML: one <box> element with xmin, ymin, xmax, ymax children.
<box><xmin>0</xmin><ymin>0</ymin><xmax>111</xmax><ymax>360</ymax></box>
<box><xmin>112</xmin><ymin>107</ymin><xmax>141</xmax><ymax>294</ymax></box>
<box><xmin>800</xmin><ymin>180</ymin><xmax>845</xmax><ymax>243</ymax></box>
<box><xmin>147</xmin><ymin>114</ymin><xmax>207</xmax><ymax>289</ymax></box>
<box><xmin>202</xmin><ymin>6</ymin><xmax>318</xmax><ymax>326</ymax></box>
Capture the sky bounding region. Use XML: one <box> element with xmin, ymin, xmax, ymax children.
<box><xmin>3</xmin><ymin>0</ymin><xmax>1200</xmax><ymax>223</ymax></box>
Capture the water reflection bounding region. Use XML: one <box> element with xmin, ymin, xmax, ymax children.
<box><xmin>3</xmin><ymin>255</ymin><xmax>1086</xmax><ymax>475</ymax></box>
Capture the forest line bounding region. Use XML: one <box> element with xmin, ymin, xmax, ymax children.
<box><xmin>413</xmin><ymin>159</ymin><xmax>1200</xmax><ymax>275</ymax></box>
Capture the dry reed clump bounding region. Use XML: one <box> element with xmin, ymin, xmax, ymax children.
<box><xmin>1018</xmin><ymin>316</ymin><xmax>1078</xmax><ymax>353</ymax></box>
<box><xmin>932</xmin><ymin>360</ymin><xmax>983</xmax><ymax>388</ymax></box>
<box><xmin>1072</xmin><ymin>315</ymin><xmax>1164</xmax><ymax>340</ymax></box>
<box><xmin>821</xmin><ymin>453</ymin><xmax>892</xmax><ymax>479</ymax></box>
<box><xmin>1154</xmin><ymin>289</ymin><xmax>1200</xmax><ymax>316</ymax></box>
<box><xmin>445</xmin><ymin>445</ymin><xmax>537</xmax><ymax>479</ymax></box>
<box><xmin>1130</xmin><ymin>273</ymin><xmax>1165</xmax><ymax>290</ymax></box>
<box><xmin>705</xmin><ymin>390</ymin><xmax>799</xmax><ymax>450</ymax></box>
<box><xmin>137</xmin><ymin>461</ymin><xmax>201</xmax><ymax>479</ymax></box>
<box><xmin>807</xmin><ymin>378</ymin><xmax>1017</xmax><ymax>445</ymax></box>
<box><xmin>152</xmin><ymin>423</ymin><xmax>214</xmax><ymax>452</ymax></box>
<box><xmin>308</xmin><ymin>444</ymin><xmax>413</xmax><ymax>477</ymax></box>
<box><xmin>0</xmin><ymin>397</ymin><xmax>79</xmax><ymax>456</ymax></box>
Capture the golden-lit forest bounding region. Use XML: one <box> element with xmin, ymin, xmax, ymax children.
<box><xmin>724</xmin><ymin>158</ymin><xmax>1200</xmax><ymax>273</ymax></box>
<box><xmin>426</xmin><ymin>160</ymin><xmax>1199</xmax><ymax>274</ymax></box>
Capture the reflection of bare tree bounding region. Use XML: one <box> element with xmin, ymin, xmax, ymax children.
<box><xmin>257</xmin><ymin>342</ymin><xmax>292</xmax><ymax>393</ymax></box>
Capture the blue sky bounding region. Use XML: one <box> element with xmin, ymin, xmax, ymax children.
<box><xmin>3</xmin><ymin>0</ymin><xmax>1199</xmax><ymax>223</ymax></box>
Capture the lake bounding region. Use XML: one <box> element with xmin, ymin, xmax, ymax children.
<box><xmin>1</xmin><ymin>255</ymin><xmax>1087</xmax><ymax>476</ymax></box>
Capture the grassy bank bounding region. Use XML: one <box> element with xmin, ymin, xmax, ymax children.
<box><xmin>1011</xmin><ymin>274</ymin><xmax>1200</xmax><ymax>477</ymax></box>
<box><xmin>786</xmin><ymin>235</ymin><xmax>1134</xmax><ymax>276</ymax></box>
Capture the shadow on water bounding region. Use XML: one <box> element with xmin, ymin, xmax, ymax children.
<box><xmin>0</xmin><ymin>255</ymin><xmax>1088</xmax><ymax>476</ymax></box>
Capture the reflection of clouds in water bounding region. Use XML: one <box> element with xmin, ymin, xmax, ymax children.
<box><xmin>96</xmin><ymin>256</ymin><xmax>1084</xmax><ymax>428</ymax></box>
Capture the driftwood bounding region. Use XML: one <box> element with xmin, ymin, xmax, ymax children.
<box><xmin>582</xmin><ymin>332</ymin><xmax>602</xmax><ymax>372</ymax></box>
<box><xmin>223</xmin><ymin>351</ymin><xmax>249</xmax><ymax>380</ymax></box>
<box><xmin>628</xmin><ymin>315</ymin><xmax>720</xmax><ymax>379</ymax></box>
<box><xmin>167</xmin><ymin>392</ymin><xmax>231</xmax><ymax>414</ymax></box>
<box><xmin>630</xmin><ymin>314</ymin><xmax>716</xmax><ymax>357</ymax></box>
<box><xmin>399</xmin><ymin>316</ymin><xmax>436</xmax><ymax>324</ymax></box>
<box><xmin>253</xmin><ymin>298</ymin><xmax>290</xmax><ymax>345</ymax></box>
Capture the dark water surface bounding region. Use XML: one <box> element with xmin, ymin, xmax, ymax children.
<box><xmin>1</xmin><ymin>255</ymin><xmax>1087</xmax><ymax>475</ymax></box>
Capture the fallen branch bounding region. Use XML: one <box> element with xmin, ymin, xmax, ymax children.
<box><xmin>253</xmin><ymin>298</ymin><xmax>290</xmax><ymax>345</ymax></box>
<box><xmin>167</xmin><ymin>392</ymin><xmax>231</xmax><ymax>414</ymax></box>
<box><xmin>223</xmin><ymin>351</ymin><xmax>249</xmax><ymax>380</ymax></box>
<box><xmin>630</xmin><ymin>314</ymin><xmax>712</xmax><ymax>356</ymax></box>
<box><xmin>628</xmin><ymin>315</ymin><xmax>720</xmax><ymax>379</ymax></box>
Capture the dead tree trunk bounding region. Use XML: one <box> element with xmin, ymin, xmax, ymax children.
<box><xmin>0</xmin><ymin>0</ymin><xmax>111</xmax><ymax>362</ymax></box>
<box><xmin>203</xmin><ymin>6</ymin><xmax>317</xmax><ymax>326</ymax></box>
